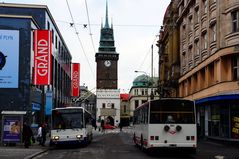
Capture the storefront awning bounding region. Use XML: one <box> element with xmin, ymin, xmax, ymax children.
<box><xmin>196</xmin><ymin>94</ymin><xmax>239</xmax><ymax>104</ymax></box>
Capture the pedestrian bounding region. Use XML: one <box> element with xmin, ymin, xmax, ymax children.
<box><xmin>22</xmin><ymin>122</ymin><xmax>33</xmax><ymax>148</ymax></box>
<box><xmin>101</xmin><ymin>119</ymin><xmax>105</xmax><ymax>133</ymax></box>
<box><xmin>37</xmin><ymin>123</ymin><xmax>47</xmax><ymax>146</ymax></box>
<box><xmin>119</xmin><ymin>122</ymin><xmax>123</xmax><ymax>131</ymax></box>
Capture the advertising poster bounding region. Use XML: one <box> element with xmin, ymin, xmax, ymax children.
<box><xmin>231</xmin><ymin>115</ymin><xmax>239</xmax><ymax>139</ymax></box>
<box><xmin>45</xmin><ymin>90</ymin><xmax>53</xmax><ymax>115</ymax></box>
<box><xmin>33</xmin><ymin>30</ymin><xmax>52</xmax><ymax>85</ymax></box>
<box><xmin>2</xmin><ymin>116</ymin><xmax>22</xmax><ymax>142</ymax></box>
<box><xmin>71</xmin><ymin>63</ymin><xmax>80</xmax><ymax>97</ymax></box>
<box><xmin>0</xmin><ymin>30</ymin><xmax>19</xmax><ymax>88</ymax></box>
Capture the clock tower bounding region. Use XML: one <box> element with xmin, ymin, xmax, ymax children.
<box><xmin>95</xmin><ymin>0</ymin><xmax>120</xmax><ymax>127</ymax></box>
<box><xmin>95</xmin><ymin>0</ymin><xmax>119</xmax><ymax>89</ymax></box>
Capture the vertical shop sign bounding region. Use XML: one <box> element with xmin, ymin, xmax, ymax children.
<box><xmin>33</xmin><ymin>30</ymin><xmax>52</xmax><ymax>85</ymax></box>
<box><xmin>71</xmin><ymin>63</ymin><xmax>80</xmax><ymax>97</ymax></box>
<box><xmin>45</xmin><ymin>91</ymin><xmax>53</xmax><ymax>115</ymax></box>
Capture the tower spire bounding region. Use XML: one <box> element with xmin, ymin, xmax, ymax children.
<box><xmin>104</xmin><ymin>0</ymin><xmax>110</xmax><ymax>28</ymax></box>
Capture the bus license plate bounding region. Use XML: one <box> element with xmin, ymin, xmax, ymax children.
<box><xmin>169</xmin><ymin>144</ymin><xmax>177</xmax><ymax>147</ymax></box>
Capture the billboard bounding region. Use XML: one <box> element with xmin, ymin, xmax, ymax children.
<box><xmin>33</xmin><ymin>30</ymin><xmax>52</xmax><ymax>85</ymax></box>
<box><xmin>0</xmin><ymin>30</ymin><xmax>19</xmax><ymax>88</ymax></box>
<box><xmin>71</xmin><ymin>63</ymin><xmax>80</xmax><ymax>97</ymax></box>
<box><xmin>2</xmin><ymin>116</ymin><xmax>22</xmax><ymax>142</ymax></box>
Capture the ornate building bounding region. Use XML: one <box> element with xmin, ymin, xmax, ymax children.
<box><xmin>157</xmin><ymin>0</ymin><xmax>180</xmax><ymax>98</ymax></box>
<box><xmin>95</xmin><ymin>1</ymin><xmax>120</xmax><ymax>126</ymax></box>
<box><xmin>177</xmin><ymin>0</ymin><xmax>239</xmax><ymax>141</ymax></box>
<box><xmin>129</xmin><ymin>75</ymin><xmax>159</xmax><ymax>125</ymax></box>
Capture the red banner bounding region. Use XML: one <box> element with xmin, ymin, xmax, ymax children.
<box><xmin>33</xmin><ymin>30</ymin><xmax>52</xmax><ymax>85</ymax></box>
<box><xmin>71</xmin><ymin>63</ymin><xmax>80</xmax><ymax>97</ymax></box>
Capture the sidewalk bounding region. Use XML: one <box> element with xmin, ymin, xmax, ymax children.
<box><xmin>0</xmin><ymin>138</ymin><xmax>50</xmax><ymax>159</ymax></box>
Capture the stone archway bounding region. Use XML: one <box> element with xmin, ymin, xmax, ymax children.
<box><xmin>106</xmin><ymin>116</ymin><xmax>114</xmax><ymax>126</ymax></box>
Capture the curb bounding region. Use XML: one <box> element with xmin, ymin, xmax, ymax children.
<box><xmin>24</xmin><ymin>149</ymin><xmax>48</xmax><ymax>159</ymax></box>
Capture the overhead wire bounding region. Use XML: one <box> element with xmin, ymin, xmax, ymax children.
<box><xmin>65</xmin><ymin>0</ymin><xmax>95</xmax><ymax>80</ymax></box>
<box><xmin>84</xmin><ymin>0</ymin><xmax>96</xmax><ymax>53</ymax></box>
<box><xmin>56</xmin><ymin>20</ymin><xmax>161</xmax><ymax>28</ymax></box>
<box><xmin>137</xmin><ymin>36</ymin><xmax>158</xmax><ymax>71</ymax></box>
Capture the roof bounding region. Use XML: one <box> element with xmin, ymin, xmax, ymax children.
<box><xmin>120</xmin><ymin>93</ymin><xmax>129</xmax><ymax>101</ymax></box>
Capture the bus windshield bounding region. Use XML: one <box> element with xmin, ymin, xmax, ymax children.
<box><xmin>150</xmin><ymin>100</ymin><xmax>195</xmax><ymax>124</ymax></box>
<box><xmin>52</xmin><ymin>109</ymin><xmax>83</xmax><ymax>129</ymax></box>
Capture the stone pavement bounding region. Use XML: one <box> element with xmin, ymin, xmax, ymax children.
<box><xmin>0</xmin><ymin>142</ymin><xmax>48</xmax><ymax>159</ymax></box>
<box><xmin>0</xmin><ymin>127</ymin><xmax>132</xmax><ymax>159</ymax></box>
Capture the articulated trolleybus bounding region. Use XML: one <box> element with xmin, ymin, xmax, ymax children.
<box><xmin>133</xmin><ymin>98</ymin><xmax>197</xmax><ymax>154</ymax></box>
<box><xmin>50</xmin><ymin>107</ymin><xmax>93</xmax><ymax>146</ymax></box>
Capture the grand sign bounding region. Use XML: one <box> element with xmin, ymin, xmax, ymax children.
<box><xmin>33</xmin><ymin>30</ymin><xmax>52</xmax><ymax>85</ymax></box>
<box><xmin>71</xmin><ymin>63</ymin><xmax>80</xmax><ymax>97</ymax></box>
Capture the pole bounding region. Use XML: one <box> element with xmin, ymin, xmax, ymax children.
<box><xmin>150</xmin><ymin>45</ymin><xmax>154</xmax><ymax>100</ymax></box>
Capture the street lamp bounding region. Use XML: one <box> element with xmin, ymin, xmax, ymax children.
<box><xmin>134</xmin><ymin>70</ymin><xmax>150</xmax><ymax>101</ymax></box>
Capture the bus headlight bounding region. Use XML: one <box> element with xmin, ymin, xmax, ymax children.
<box><xmin>53</xmin><ymin>136</ymin><xmax>60</xmax><ymax>140</ymax></box>
<box><xmin>76</xmin><ymin>134</ymin><xmax>83</xmax><ymax>139</ymax></box>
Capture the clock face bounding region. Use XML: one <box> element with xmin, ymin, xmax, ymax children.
<box><xmin>104</xmin><ymin>60</ymin><xmax>111</xmax><ymax>67</ymax></box>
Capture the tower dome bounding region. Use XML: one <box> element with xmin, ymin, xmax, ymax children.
<box><xmin>133</xmin><ymin>74</ymin><xmax>150</xmax><ymax>87</ymax></box>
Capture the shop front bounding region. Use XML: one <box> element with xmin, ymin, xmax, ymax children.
<box><xmin>196</xmin><ymin>94</ymin><xmax>239</xmax><ymax>141</ymax></box>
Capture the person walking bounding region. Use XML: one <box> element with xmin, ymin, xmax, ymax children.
<box><xmin>101</xmin><ymin>119</ymin><xmax>105</xmax><ymax>133</ymax></box>
<box><xmin>37</xmin><ymin>123</ymin><xmax>47</xmax><ymax>146</ymax></box>
<box><xmin>22</xmin><ymin>122</ymin><xmax>33</xmax><ymax>148</ymax></box>
<box><xmin>119</xmin><ymin>122</ymin><xmax>123</xmax><ymax>131</ymax></box>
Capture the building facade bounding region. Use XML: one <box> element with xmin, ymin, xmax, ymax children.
<box><xmin>120</xmin><ymin>93</ymin><xmax>130</xmax><ymax>126</ymax></box>
<box><xmin>177</xmin><ymin>0</ymin><xmax>239</xmax><ymax>141</ymax></box>
<box><xmin>95</xmin><ymin>1</ymin><xmax>120</xmax><ymax>126</ymax></box>
<box><xmin>129</xmin><ymin>75</ymin><xmax>159</xmax><ymax>124</ymax></box>
<box><xmin>157</xmin><ymin>0</ymin><xmax>180</xmax><ymax>98</ymax></box>
<box><xmin>0</xmin><ymin>3</ymin><xmax>72</xmax><ymax>129</ymax></box>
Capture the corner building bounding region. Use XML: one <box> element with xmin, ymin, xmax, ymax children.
<box><xmin>177</xmin><ymin>0</ymin><xmax>239</xmax><ymax>141</ymax></box>
<box><xmin>0</xmin><ymin>3</ymin><xmax>72</xmax><ymax>129</ymax></box>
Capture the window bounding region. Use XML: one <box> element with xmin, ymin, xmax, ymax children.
<box><xmin>47</xmin><ymin>21</ymin><xmax>50</xmax><ymax>30</ymax></box>
<box><xmin>188</xmin><ymin>15</ymin><xmax>193</xmax><ymax>32</ymax></box>
<box><xmin>232</xmin><ymin>10</ymin><xmax>239</xmax><ymax>32</ymax></box>
<box><xmin>141</xmin><ymin>89</ymin><xmax>145</xmax><ymax>95</ymax></box>
<box><xmin>203</xmin><ymin>0</ymin><xmax>207</xmax><ymax>14</ymax></box>
<box><xmin>194</xmin><ymin>39</ymin><xmax>200</xmax><ymax>55</ymax></box>
<box><xmin>232</xmin><ymin>56</ymin><xmax>239</xmax><ymax>80</ymax></box>
<box><xmin>123</xmin><ymin>105</ymin><xmax>127</xmax><ymax>113</ymax></box>
<box><xmin>210</xmin><ymin>23</ymin><xmax>217</xmax><ymax>42</ymax></box>
<box><xmin>135</xmin><ymin>100</ymin><xmax>139</xmax><ymax>109</ymax></box>
<box><xmin>202</xmin><ymin>32</ymin><xmax>207</xmax><ymax>49</ymax></box>
<box><xmin>102</xmin><ymin>103</ymin><xmax>106</xmax><ymax>108</ymax></box>
<box><xmin>134</xmin><ymin>89</ymin><xmax>138</xmax><ymax>95</ymax></box>
<box><xmin>182</xmin><ymin>52</ymin><xmax>186</xmax><ymax>66</ymax></box>
<box><xmin>188</xmin><ymin>46</ymin><xmax>193</xmax><ymax>60</ymax></box>
<box><xmin>52</xmin><ymin>29</ymin><xmax>54</xmax><ymax>43</ymax></box>
<box><xmin>111</xmin><ymin>103</ymin><xmax>115</xmax><ymax>109</ymax></box>
<box><xmin>194</xmin><ymin>7</ymin><xmax>199</xmax><ymax>24</ymax></box>
<box><xmin>55</xmin><ymin>36</ymin><xmax>58</xmax><ymax>49</ymax></box>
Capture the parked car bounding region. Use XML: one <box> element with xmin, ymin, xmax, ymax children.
<box><xmin>104</xmin><ymin>124</ymin><xmax>115</xmax><ymax>129</ymax></box>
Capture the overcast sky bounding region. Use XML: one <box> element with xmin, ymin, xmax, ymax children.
<box><xmin>3</xmin><ymin>0</ymin><xmax>170</xmax><ymax>93</ymax></box>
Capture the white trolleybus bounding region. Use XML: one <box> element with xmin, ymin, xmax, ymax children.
<box><xmin>133</xmin><ymin>98</ymin><xmax>197</xmax><ymax>154</ymax></box>
<box><xmin>50</xmin><ymin>107</ymin><xmax>93</xmax><ymax>146</ymax></box>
